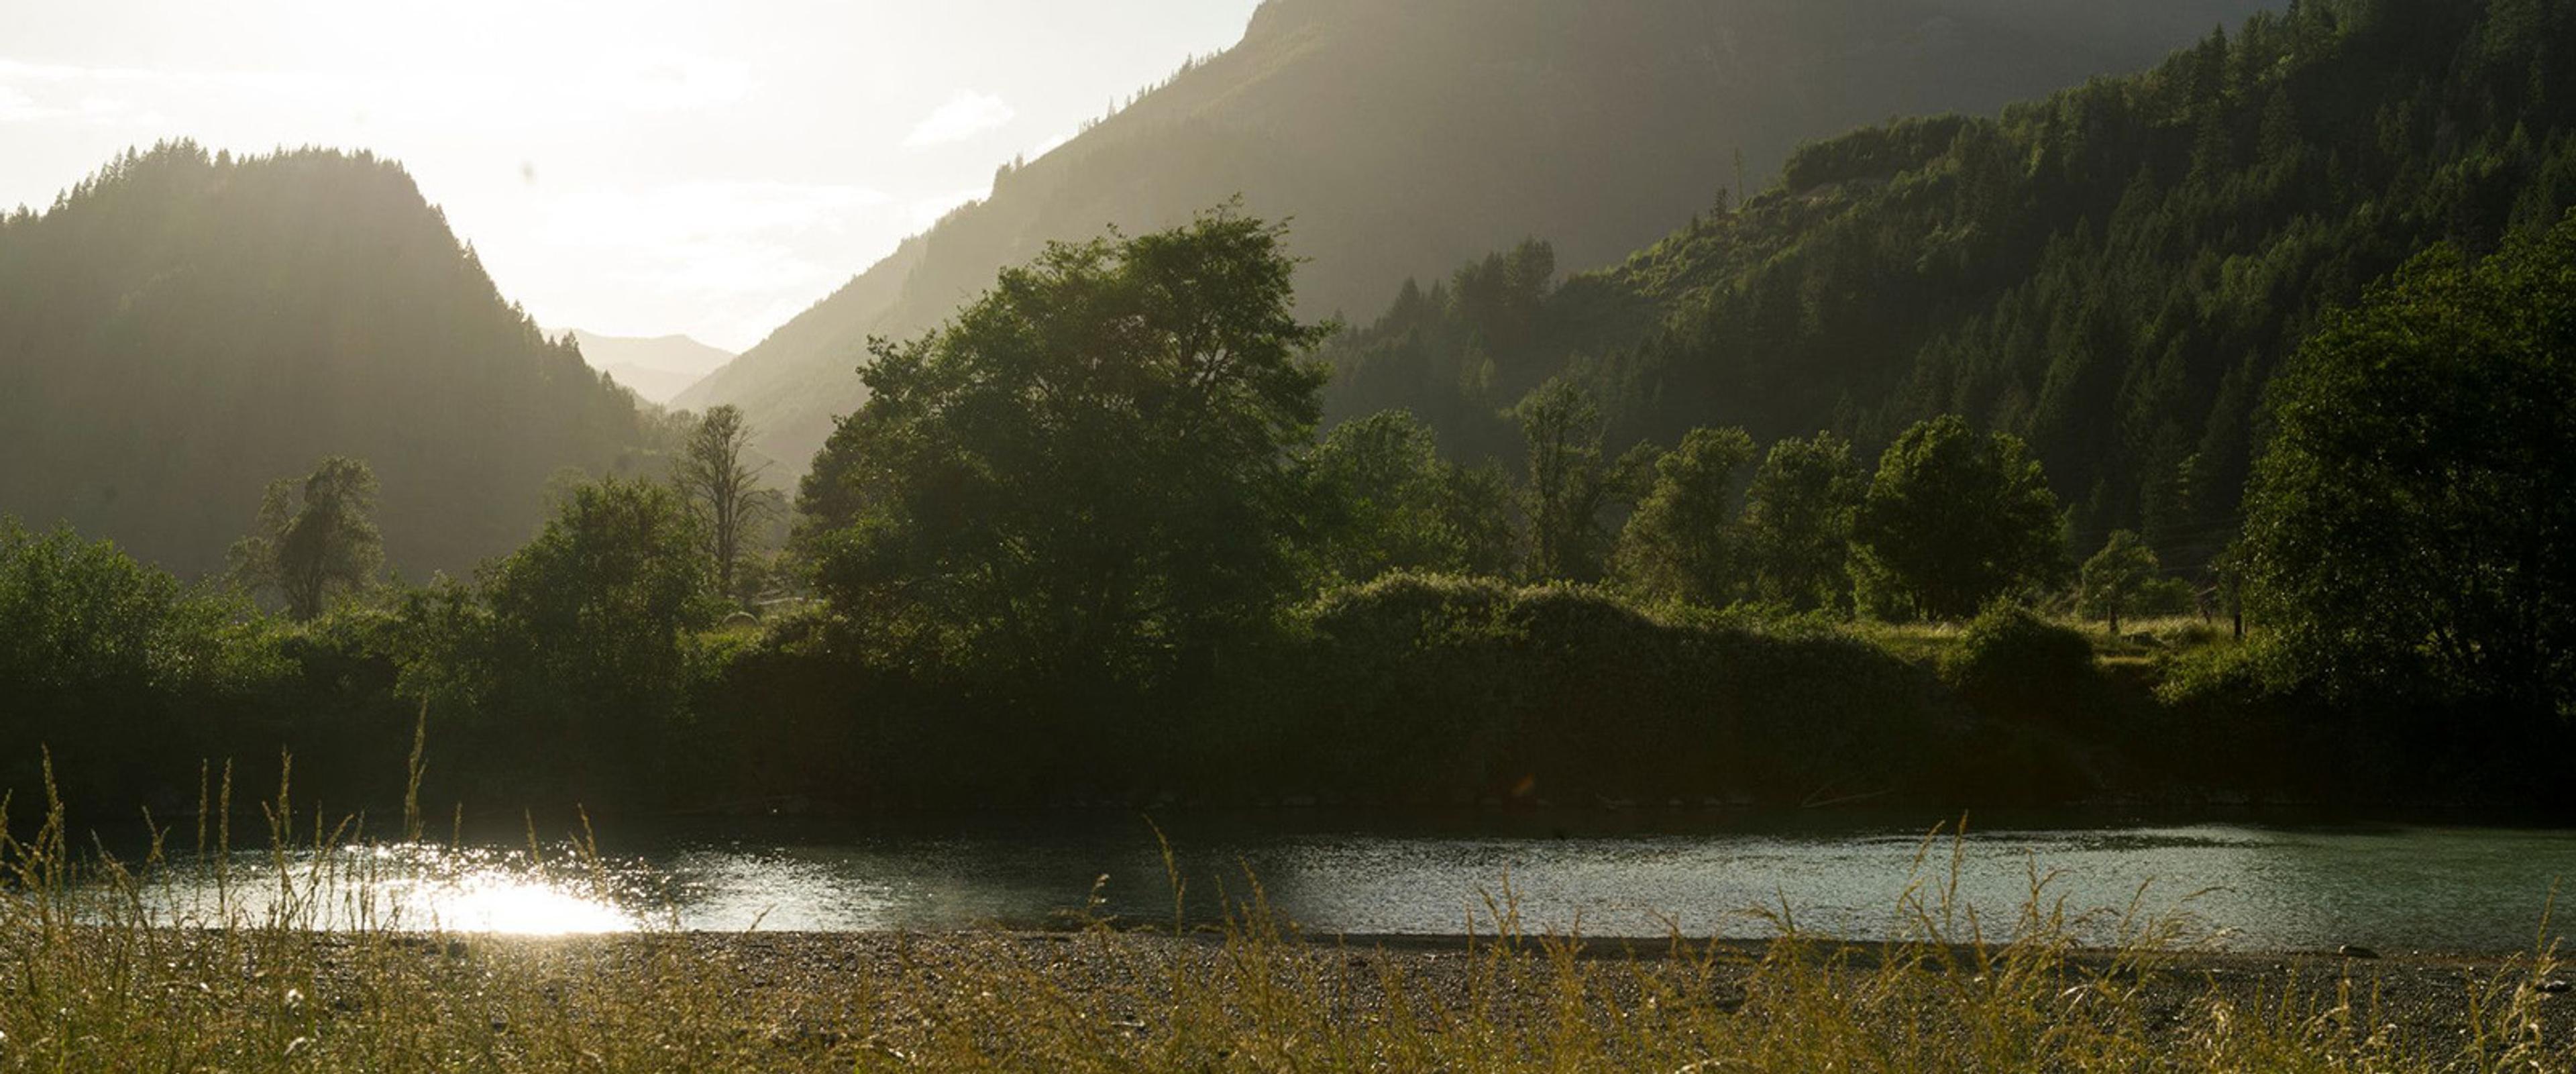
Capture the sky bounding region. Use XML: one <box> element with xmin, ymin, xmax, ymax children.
<box><xmin>0</xmin><ymin>0</ymin><xmax>1265</xmax><ymax>352</ymax></box>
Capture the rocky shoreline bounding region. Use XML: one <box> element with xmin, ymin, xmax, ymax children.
<box><xmin>428</xmin><ymin>929</ymin><xmax>2573</xmax><ymax>1058</ymax></box>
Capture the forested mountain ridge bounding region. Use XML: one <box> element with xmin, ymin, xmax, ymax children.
<box><xmin>0</xmin><ymin>144</ymin><xmax>662</xmax><ymax>578</ymax></box>
<box><xmin>1325</xmin><ymin>0</ymin><xmax>2576</xmax><ymax>568</ymax></box>
<box><xmin>678</xmin><ymin>0</ymin><xmax>2279</xmax><ymax>475</ymax></box>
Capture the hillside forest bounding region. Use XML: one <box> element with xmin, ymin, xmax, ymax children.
<box><xmin>4</xmin><ymin>0</ymin><xmax>2574</xmax><ymax>821</ymax></box>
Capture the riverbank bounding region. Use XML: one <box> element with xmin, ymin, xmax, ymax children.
<box><xmin>6</xmin><ymin>925</ymin><xmax>2567</xmax><ymax>1071</ymax></box>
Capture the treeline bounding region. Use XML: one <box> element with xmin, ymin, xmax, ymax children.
<box><xmin>1323</xmin><ymin>0</ymin><xmax>2576</xmax><ymax>571</ymax></box>
<box><xmin>9</xmin><ymin>204</ymin><xmax>2573</xmax><ymax>818</ymax></box>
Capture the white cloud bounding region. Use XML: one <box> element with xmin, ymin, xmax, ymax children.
<box><xmin>0</xmin><ymin>85</ymin><xmax>56</xmax><ymax>122</ymax></box>
<box><xmin>485</xmin><ymin>179</ymin><xmax>901</xmax><ymax>350</ymax></box>
<box><xmin>902</xmin><ymin>90</ymin><xmax>1014</xmax><ymax>148</ymax></box>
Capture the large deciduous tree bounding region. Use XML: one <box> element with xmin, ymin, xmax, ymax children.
<box><xmin>671</xmin><ymin>405</ymin><xmax>772</xmax><ymax>606</ymax></box>
<box><xmin>1853</xmin><ymin>416</ymin><xmax>2064</xmax><ymax>620</ymax></box>
<box><xmin>800</xmin><ymin>210</ymin><xmax>1332</xmax><ymax>683</ymax></box>
<box><xmin>1742</xmin><ymin>432</ymin><xmax>1866</xmax><ymax>611</ymax></box>
<box><xmin>2246</xmin><ymin>220</ymin><xmax>2576</xmax><ymax>720</ymax></box>
<box><xmin>472</xmin><ymin>478</ymin><xmax>716</xmax><ymax>800</ymax></box>
<box><xmin>1613</xmin><ymin>425</ymin><xmax>1757</xmax><ymax>606</ymax></box>
<box><xmin>1513</xmin><ymin>378</ymin><xmax>1654</xmax><ymax>582</ymax></box>
<box><xmin>228</xmin><ymin>455</ymin><xmax>384</xmax><ymax>619</ymax></box>
<box><xmin>1305</xmin><ymin>410</ymin><xmax>1518</xmax><ymax>584</ymax></box>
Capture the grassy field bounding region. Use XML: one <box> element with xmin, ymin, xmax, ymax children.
<box><xmin>3</xmin><ymin>771</ymin><xmax>2569</xmax><ymax>1072</ymax></box>
<box><xmin>1853</xmin><ymin>614</ymin><xmax>2239</xmax><ymax>670</ymax></box>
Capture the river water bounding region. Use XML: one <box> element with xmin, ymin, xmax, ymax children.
<box><xmin>112</xmin><ymin>810</ymin><xmax>2576</xmax><ymax>953</ymax></box>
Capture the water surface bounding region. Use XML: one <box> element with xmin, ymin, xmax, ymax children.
<box><xmin>127</xmin><ymin>810</ymin><xmax>2575</xmax><ymax>953</ymax></box>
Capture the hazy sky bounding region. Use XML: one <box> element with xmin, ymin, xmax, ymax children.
<box><xmin>0</xmin><ymin>0</ymin><xmax>1265</xmax><ymax>352</ymax></box>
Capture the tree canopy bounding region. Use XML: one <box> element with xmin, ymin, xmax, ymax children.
<box><xmin>800</xmin><ymin>210</ymin><xmax>1332</xmax><ymax>684</ymax></box>
<box><xmin>1854</xmin><ymin>417</ymin><xmax>2064</xmax><ymax>620</ymax></box>
<box><xmin>2246</xmin><ymin>215</ymin><xmax>2576</xmax><ymax>720</ymax></box>
<box><xmin>1613</xmin><ymin>425</ymin><xmax>1758</xmax><ymax>606</ymax></box>
<box><xmin>228</xmin><ymin>456</ymin><xmax>384</xmax><ymax>620</ymax></box>
<box><xmin>1741</xmin><ymin>432</ymin><xmax>1866</xmax><ymax>610</ymax></box>
<box><xmin>1321</xmin><ymin>0</ymin><xmax>2576</xmax><ymax>570</ymax></box>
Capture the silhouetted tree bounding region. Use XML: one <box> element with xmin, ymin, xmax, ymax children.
<box><xmin>228</xmin><ymin>456</ymin><xmax>384</xmax><ymax>619</ymax></box>
<box><xmin>672</xmin><ymin>405</ymin><xmax>771</xmax><ymax>606</ymax></box>
<box><xmin>478</xmin><ymin>478</ymin><xmax>716</xmax><ymax>800</ymax></box>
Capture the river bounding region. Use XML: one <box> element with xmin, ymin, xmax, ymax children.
<box><xmin>110</xmin><ymin>810</ymin><xmax>2576</xmax><ymax>953</ymax></box>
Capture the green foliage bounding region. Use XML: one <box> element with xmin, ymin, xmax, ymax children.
<box><xmin>1321</xmin><ymin>0</ymin><xmax>2576</xmax><ymax>563</ymax></box>
<box><xmin>0</xmin><ymin>519</ymin><xmax>282</xmax><ymax>806</ymax></box>
<box><xmin>1743</xmin><ymin>432</ymin><xmax>1867</xmax><ymax>610</ymax></box>
<box><xmin>1303</xmin><ymin>411</ymin><xmax>1519</xmax><ymax>584</ymax></box>
<box><xmin>802</xmin><ymin>210</ymin><xmax>1332</xmax><ymax>685</ymax></box>
<box><xmin>460</xmin><ymin>479</ymin><xmax>718</xmax><ymax>801</ymax></box>
<box><xmin>2078</xmin><ymin>531</ymin><xmax>2163</xmax><ymax>633</ymax></box>
<box><xmin>227</xmin><ymin>455</ymin><xmax>385</xmax><ymax>619</ymax></box>
<box><xmin>0</xmin><ymin>143</ymin><xmax>659</xmax><ymax>578</ymax></box>
<box><xmin>2246</xmin><ymin>215</ymin><xmax>2576</xmax><ymax>722</ymax></box>
<box><xmin>1854</xmin><ymin>417</ymin><xmax>2065</xmax><ymax>620</ymax></box>
<box><xmin>1941</xmin><ymin>602</ymin><xmax>2098</xmax><ymax>725</ymax></box>
<box><xmin>1254</xmin><ymin>572</ymin><xmax>1951</xmax><ymax>804</ymax></box>
<box><xmin>1612</xmin><ymin>426</ymin><xmax>1758</xmax><ymax>606</ymax></box>
<box><xmin>1513</xmin><ymin>378</ymin><xmax>1656</xmax><ymax>582</ymax></box>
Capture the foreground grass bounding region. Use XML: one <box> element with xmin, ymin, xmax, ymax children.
<box><xmin>1</xmin><ymin>775</ymin><xmax>2568</xmax><ymax>1071</ymax></box>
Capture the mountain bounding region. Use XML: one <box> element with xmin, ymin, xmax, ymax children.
<box><xmin>1321</xmin><ymin>0</ymin><xmax>2576</xmax><ymax>567</ymax></box>
<box><xmin>679</xmin><ymin>0</ymin><xmax>2282</xmax><ymax>474</ymax></box>
<box><xmin>567</xmin><ymin>331</ymin><xmax>736</xmax><ymax>406</ymax></box>
<box><xmin>0</xmin><ymin>144</ymin><xmax>663</xmax><ymax>578</ymax></box>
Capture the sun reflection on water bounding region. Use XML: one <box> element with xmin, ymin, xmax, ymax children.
<box><xmin>373</xmin><ymin>870</ymin><xmax>640</xmax><ymax>934</ymax></box>
<box><xmin>150</xmin><ymin>843</ymin><xmax>649</xmax><ymax>936</ymax></box>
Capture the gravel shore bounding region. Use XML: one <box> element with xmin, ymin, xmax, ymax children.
<box><xmin>432</xmin><ymin>929</ymin><xmax>2575</xmax><ymax>1059</ymax></box>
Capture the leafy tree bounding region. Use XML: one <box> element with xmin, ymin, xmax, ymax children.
<box><xmin>474</xmin><ymin>478</ymin><xmax>716</xmax><ymax>800</ymax></box>
<box><xmin>1854</xmin><ymin>416</ymin><xmax>2065</xmax><ymax>620</ymax></box>
<box><xmin>2</xmin><ymin>519</ymin><xmax>280</xmax><ymax>806</ymax></box>
<box><xmin>2246</xmin><ymin>221</ymin><xmax>2576</xmax><ymax>720</ymax></box>
<box><xmin>2078</xmin><ymin>530</ymin><xmax>2161</xmax><ymax>636</ymax></box>
<box><xmin>1514</xmin><ymin>378</ymin><xmax>1644</xmax><ymax>582</ymax></box>
<box><xmin>227</xmin><ymin>456</ymin><xmax>385</xmax><ymax>620</ymax></box>
<box><xmin>1612</xmin><ymin>426</ymin><xmax>1757</xmax><ymax>605</ymax></box>
<box><xmin>1742</xmin><ymin>432</ymin><xmax>1866</xmax><ymax>611</ymax></box>
<box><xmin>802</xmin><ymin>210</ymin><xmax>1332</xmax><ymax>682</ymax></box>
<box><xmin>671</xmin><ymin>405</ymin><xmax>773</xmax><ymax>606</ymax></box>
<box><xmin>1306</xmin><ymin>410</ymin><xmax>1517</xmax><ymax>583</ymax></box>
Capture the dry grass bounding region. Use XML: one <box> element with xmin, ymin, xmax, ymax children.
<box><xmin>1</xmin><ymin>763</ymin><xmax>2568</xmax><ymax>1072</ymax></box>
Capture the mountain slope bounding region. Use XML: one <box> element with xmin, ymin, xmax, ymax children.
<box><xmin>0</xmin><ymin>144</ymin><xmax>663</xmax><ymax>578</ymax></box>
<box><xmin>680</xmin><ymin>0</ymin><xmax>2280</xmax><ymax>474</ymax></box>
<box><xmin>569</xmin><ymin>331</ymin><xmax>735</xmax><ymax>405</ymax></box>
<box><xmin>1321</xmin><ymin>0</ymin><xmax>2576</xmax><ymax>566</ymax></box>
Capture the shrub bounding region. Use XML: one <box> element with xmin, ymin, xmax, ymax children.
<box><xmin>1941</xmin><ymin>602</ymin><xmax>2096</xmax><ymax>724</ymax></box>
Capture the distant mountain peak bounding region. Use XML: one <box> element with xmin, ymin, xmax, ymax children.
<box><xmin>562</xmin><ymin>330</ymin><xmax>737</xmax><ymax>405</ymax></box>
